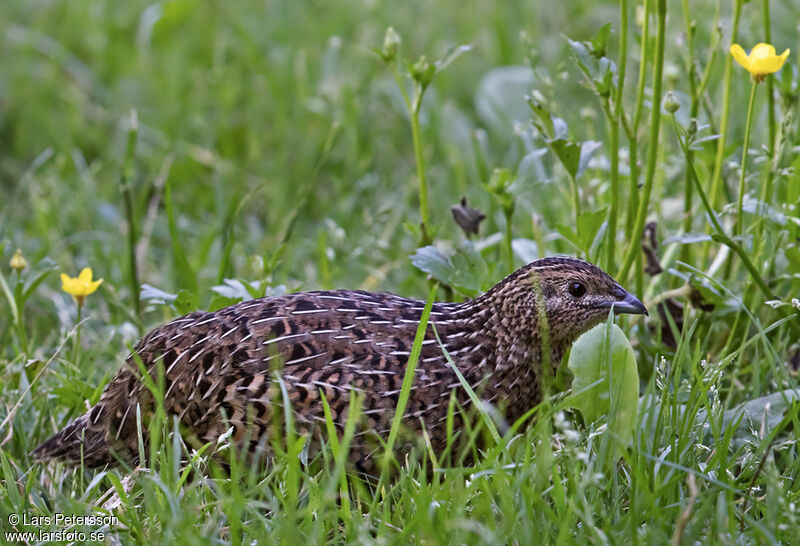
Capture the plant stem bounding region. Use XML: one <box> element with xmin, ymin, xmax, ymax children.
<box><xmin>755</xmin><ymin>0</ymin><xmax>778</xmax><ymax>246</ymax></box>
<box><xmin>708</xmin><ymin>0</ymin><xmax>743</xmax><ymax>207</ymax></box>
<box><xmin>14</xmin><ymin>273</ymin><xmax>28</xmax><ymax>354</ymax></box>
<box><xmin>625</xmin><ymin>0</ymin><xmax>650</xmax><ymax>235</ymax></box>
<box><xmin>121</xmin><ymin>110</ymin><xmax>141</xmax><ymax>317</ymax></box>
<box><xmin>617</xmin><ymin>0</ymin><xmax>667</xmax><ymax>282</ymax></box>
<box><xmin>734</xmin><ymin>80</ymin><xmax>758</xmax><ymax>237</ymax></box>
<box><xmin>410</xmin><ymin>90</ymin><xmax>432</xmax><ymax>246</ymax></box>
<box><xmin>568</xmin><ymin>171</ymin><xmax>581</xmax><ymax>232</ymax></box>
<box><xmin>503</xmin><ymin>206</ymin><xmax>514</xmax><ymax>273</ymax></box>
<box><xmin>605</xmin><ymin>0</ymin><xmax>628</xmax><ymax>271</ymax></box>
<box><xmin>680</xmin><ymin>0</ymin><xmax>698</xmax><ymax>265</ymax></box>
<box><xmin>675</xmin><ymin>121</ymin><xmax>777</xmax><ymax>301</ymax></box>
<box><xmin>763</xmin><ymin>0</ymin><xmax>776</xmax><ymax>153</ymax></box>
<box><xmin>72</xmin><ymin>304</ymin><xmax>82</xmax><ymax>365</ymax></box>
<box><xmin>391</xmin><ymin>66</ymin><xmax>432</xmax><ymax>247</ymax></box>
<box><xmin>605</xmin><ymin>99</ymin><xmax>619</xmax><ymax>271</ymax></box>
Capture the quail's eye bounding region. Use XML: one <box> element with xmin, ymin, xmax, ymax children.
<box><xmin>568</xmin><ymin>282</ymin><xmax>586</xmax><ymax>298</ymax></box>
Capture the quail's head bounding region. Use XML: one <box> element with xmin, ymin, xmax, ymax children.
<box><xmin>514</xmin><ymin>257</ymin><xmax>647</xmax><ymax>347</ymax></box>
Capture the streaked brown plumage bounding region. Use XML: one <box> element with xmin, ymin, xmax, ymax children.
<box><xmin>32</xmin><ymin>256</ymin><xmax>646</xmax><ymax>473</ymax></box>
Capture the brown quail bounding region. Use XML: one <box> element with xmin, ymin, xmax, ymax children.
<box><xmin>32</xmin><ymin>256</ymin><xmax>646</xmax><ymax>474</ymax></box>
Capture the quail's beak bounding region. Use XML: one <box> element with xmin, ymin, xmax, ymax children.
<box><xmin>607</xmin><ymin>287</ymin><xmax>648</xmax><ymax>316</ymax></box>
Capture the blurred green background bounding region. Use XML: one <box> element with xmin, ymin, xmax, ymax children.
<box><xmin>2</xmin><ymin>0</ymin><xmax>797</xmax><ymax>300</ymax></box>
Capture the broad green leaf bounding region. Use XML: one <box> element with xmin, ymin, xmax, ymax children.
<box><xmin>568</xmin><ymin>321</ymin><xmax>639</xmax><ymax>447</ymax></box>
<box><xmin>577</xmin><ymin>207</ymin><xmax>607</xmax><ymax>251</ymax></box>
<box><xmin>698</xmin><ymin>389</ymin><xmax>800</xmax><ymax>449</ymax></box>
<box><xmin>644</xmin><ymin>389</ymin><xmax>800</xmax><ymax>450</ymax></box>
<box><xmin>556</xmin><ymin>208</ymin><xmax>607</xmax><ymax>254</ymax></box>
<box><xmin>410</xmin><ymin>242</ymin><xmax>487</xmax><ymax>295</ymax></box>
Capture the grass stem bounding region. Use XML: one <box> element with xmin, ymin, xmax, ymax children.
<box><xmin>708</xmin><ymin>0</ymin><xmax>743</xmax><ymax>208</ymax></box>
<box><xmin>734</xmin><ymin>80</ymin><xmax>758</xmax><ymax>237</ymax></box>
<box><xmin>605</xmin><ymin>0</ymin><xmax>629</xmax><ymax>270</ymax></box>
<box><xmin>625</xmin><ymin>0</ymin><xmax>650</xmax><ymax>235</ymax></box>
<box><xmin>674</xmin><ymin>120</ymin><xmax>776</xmax><ymax>301</ymax></box>
<box><xmin>617</xmin><ymin>0</ymin><xmax>667</xmax><ymax>282</ymax></box>
<box><xmin>121</xmin><ymin>110</ymin><xmax>141</xmax><ymax>318</ymax></box>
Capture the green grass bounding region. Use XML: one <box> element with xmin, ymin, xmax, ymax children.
<box><xmin>2</xmin><ymin>0</ymin><xmax>800</xmax><ymax>543</ymax></box>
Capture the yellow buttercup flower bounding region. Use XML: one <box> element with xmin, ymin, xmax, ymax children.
<box><xmin>730</xmin><ymin>43</ymin><xmax>790</xmax><ymax>81</ymax></box>
<box><xmin>61</xmin><ymin>267</ymin><xmax>103</xmax><ymax>306</ymax></box>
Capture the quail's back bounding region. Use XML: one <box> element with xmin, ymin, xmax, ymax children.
<box><xmin>32</xmin><ymin>257</ymin><xmax>646</xmax><ymax>473</ymax></box>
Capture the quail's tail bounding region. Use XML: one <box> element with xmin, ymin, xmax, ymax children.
<box><xmin>30</xmin><ymin>411</ymin><xmax>112</xmax><ymax>468</ymax></box>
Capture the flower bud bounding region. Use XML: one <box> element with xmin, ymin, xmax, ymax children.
<box><xmin>10</xmin><ymin>248</ymin><xmax>27</xmax><ymax>272</ymax></box>
<box><xmin>664</xmin><ymin>91</ymin><xmax>680</xmax><ymax>114</ymax></box>
<box><xmin>381</xmin><ymin>27</ymin><xmax>401</xmax><ymax>64</ymax></box>
<box><xmin>410</xmin><ymin>55</ymin><xmax>435</xmax><ymax>87</ymax></box>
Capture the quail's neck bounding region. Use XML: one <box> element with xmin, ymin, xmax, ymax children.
<box><xmin>440</xmin><ymin>287</ymin><xmax>554</xmax><ymax>422</ymax></box>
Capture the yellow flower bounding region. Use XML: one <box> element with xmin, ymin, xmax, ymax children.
<box><xmin>730</xmin><ymin>43</ymin><xmax>790</xmax><ymax>81</ymax></box>
<box><xmin>61</xmin><ymin>267</ymin><xmax>103</xmax><ymax>306</ymax></box>
<box><xmin>10</xmin><ymin>249</ymin><xmax>27</xmax><ymax>272</ymax></box>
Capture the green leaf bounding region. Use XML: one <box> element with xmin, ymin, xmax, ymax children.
<box><xmin>785</xmin><ymin>244</ymin><xmax>800</xmax><ymax>271</ymax></box>
<box><xmin>549</xmin><ymin>139</ymin><xmax>582</xmax><ymax>179</ymax></box>
<box><xmin>577</xmin><ymin>207</ymin><xmax>607</xmax><ymax>252</ymax></box>
<box><xmin>566</xmin><ymin>36</ymin><xmax>617</xmax><ymax>97</ymax></box>
<box><xmin>556</xmin><ymin>208</ymin><xmax>607</xmax><ymax>254</ymax></box>
<box><xmin>435</xmin><ymin>43</ymin><xmax>473</xmax><ymax>74</ymax></box>
<box><xmin>1</xmin><ymin>450</ymin><xmax>22</xmax><ymax>508</ymax></box>
<box><xmin>0</xmin><ymin>270</ymin><xmax>18</xmax><ymax>324</ymax></box>
<box><xmin>410</xmin><ymin>241</ymin><xmax>487</xmax><ymax>296</ymax></box>
<box><xmin>566</xmin><ymin>38</ymin><xmax>594</xmax><ymax>77</ymax></box>
<box><xmin>663</xmin><ymin>232</ymin><xmax>713</xmax><ymax>245</ymax></box>
<box><xmin>21</xmin><ymin>257</ymin><xmax>57</xmax><ymax>302</ymax></box>
<box><xmin>208</xmin><ymin>295</ymin><xmax>240</xmax><ymax>312</ymax></box>
<box><xmin>554</xmin><ymin>222</ymin><xmax>580</xmax><ymax>252</ymax></box>
<box><xmin>526</xmin><ymin>92</ymin><xmax>555</xmax><ymax>137</ymax></box>
<box><xmin>568</xmin><ymin>320</ymin><xmax>639</xmax><ymax>448</ymax></box>
<box><xmin>173</xmin><ymin>289</ymin><xmax>198</xmax><ymax>315</ymax></box>
<box><xmin>487</xmin><ymin>167</ymin><xmax>513</xmax><ymax>194</ymax></box>
<box><xmin>211</xmin><ymin>278</ymin><xmax>259</xmax><ymax>301</ymax></box>
<box><xmin>265</xmin><ymin>243</ymin><xmax>287</xmax><ymax>276</ymax></box>
<box><xmin>741</xmin><ymin>199</ymin><xmax>787</xmax><ymax>226</ymax></box>
<box><xmin>590</xmin><ymin>23</ymin><xmax>612</xmax><ymax>57</ymax></box>
<box><xmin>576</xmin><ymin>140</ymin><xmax>602</xmax><ymax>179</ymax></box>
<box><xmin>140</xmin><ymin>283</ymin><xmax>177</xmax><ymax>305</ymax></box>
<box><xmin>547</xmin><ymin>138</ymin><xmax>600</xmax><ymax>180</ymax></box>
<box><xmin>411</xmin><ymin>246</ymin><xmax>452</xmax><ymax>282</ymax></box>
